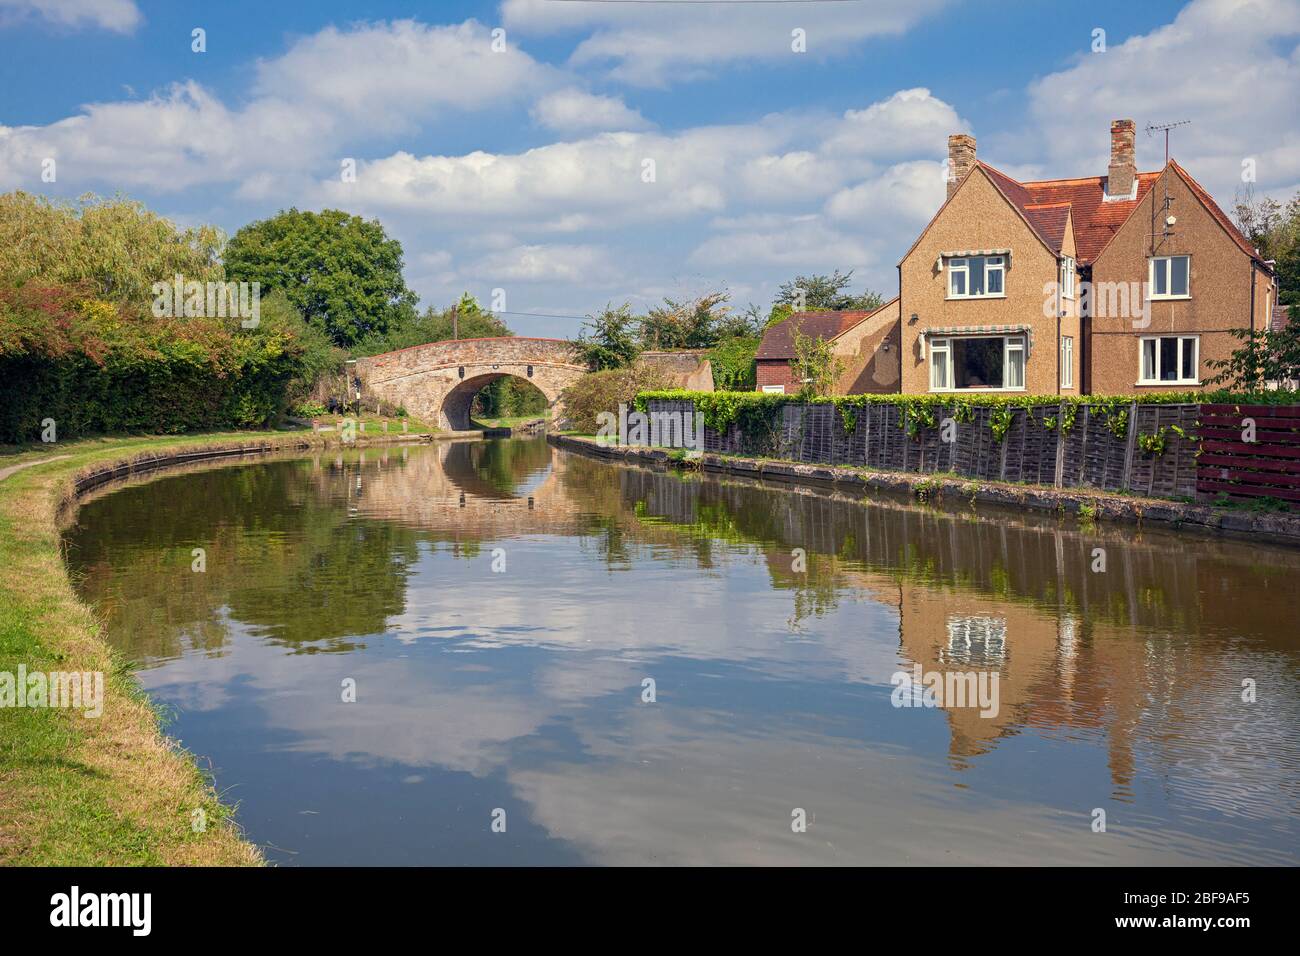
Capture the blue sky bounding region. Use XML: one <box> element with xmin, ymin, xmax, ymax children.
<box><xmin>1</xmin><ymin>0</ymin><xmax>1297</xmax><ymax>337</ymax></box>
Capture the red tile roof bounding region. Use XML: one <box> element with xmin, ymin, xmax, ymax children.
<box><xmin>979</xmin><ymin>161</ymin><xmax>1161</xmax><ymax>263</ymax></box>
<box><xmin>755</xmin><ymin>302</ymin><xmax>894</xmax><ymax>360</ymax></box>
<box><xmin>977</xmin><ymin>159</ymin><xmax>1263</xmax><ymax>266</ymax></box>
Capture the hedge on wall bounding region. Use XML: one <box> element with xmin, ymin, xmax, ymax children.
<box><xmin>0</xmin><ymin>283</ymin><xmax>305</xmax><ymax>443</ymax></box>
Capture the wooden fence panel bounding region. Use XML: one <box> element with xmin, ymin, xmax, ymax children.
<box><xmin>1196</xmin><ymin>404</ymin><xmax>1300</xmax><ymax>503</ymax></box>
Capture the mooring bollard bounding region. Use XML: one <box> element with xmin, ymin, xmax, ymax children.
<box><xmin>311</xmin><ymin>418</ymin><xmax>319</xmax><ymax>434</ymax></box>
<box><xmin>382</xmin><ymin>418</ymin><xmax>388</xmax><ymax>434</ymax></box>
<box><xmin>402</xmin><ymin>420</ymin><xmax>408</xmax><ymax>434</ymax></box>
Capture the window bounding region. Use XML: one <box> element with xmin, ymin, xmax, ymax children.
<box><xmin>1060</xmin><ymin>257</ymin><xmax>1076</xmax><ymax>300</ymax></box>
<box><xmin>1139</xmin><ymin>336</ymin><xmax>1198</xmax><ymax>384</ymax></box>
<box><xmin>928</xmin><ymin>334</ymin><xmax>1026</xmax><ymax>391</ymax></box>
<box><xmin>1149</xmin><ymin>255</ymin><xmax>1190</xmax><ymax>299</ymax></box>
<box><xmin>1060</xmin><ymin>335</ymin><xmax>1073</xmax><ymax>388</ymax></box>
<box><xmin>761</xmin><ymin>384</ymin><xmax>785</xmax><ymax>394</ymax></box>
<box><xmin>948</xmin><ymin>256</ymin><xmax>1005</xmax><ymax>298</ymax></box>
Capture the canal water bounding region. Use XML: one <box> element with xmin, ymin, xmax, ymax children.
<box><xmin>62</xmin><ymin>438</ymin><xmax>1299</xmax><ymax>865</ymax></box>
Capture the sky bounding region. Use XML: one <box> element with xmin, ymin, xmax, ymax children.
<box><xmin>1</xmin><ymin>0</ymin><xmax>1298</xmax><ymax>338</ymax></box>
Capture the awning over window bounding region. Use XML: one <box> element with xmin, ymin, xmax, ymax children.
<box><xmin>938</xmin><ymin>249</ymin><xmax>1011</xmax><ymax>258</ymax></box>
<box><xmin>918</xmin><ymin>324</ymin><xmax>1034</xmax><ymax>359</ymax></box>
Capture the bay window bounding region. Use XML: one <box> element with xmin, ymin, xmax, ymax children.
<box><xmin>928</xmin><ymin>334</ymin><xmax>1026</xmax><ymax>391</ymax></box>
<box><xmin>948</xmin><ymin>255</ymin><xmax>1005</xmax><ymax>298</ymax></box>
<box><xmin>1149</xmin><ymin>255</ymin><xmax>1190</xmax><ymax>299</ymax></box>
<box><xmin>1139</xmin><ymin>335</ymin><xmax>1198</xmax><ymax>385</ymax></box>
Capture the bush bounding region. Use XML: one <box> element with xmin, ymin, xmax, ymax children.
<box><xmin>559</xmin><ymin>365</ymin><xmax>670</xmax><ymax>434</ymax></box>
<box><xmin>0</xmin><ymin>282</ymin><xmax>305</xmax><ymax>443</ymax></box>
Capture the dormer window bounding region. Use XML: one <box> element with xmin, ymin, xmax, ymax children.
<box><xmin>947</xmin><ymin>255</ymin><xmax>1005</xmax><ymax>299</ymax></box>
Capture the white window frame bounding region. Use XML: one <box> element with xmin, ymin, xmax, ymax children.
<box><xmin>1060</xmin><ymin>335</ymin><xmax>1073</xmax><ymax>388</ymax></box>
<box><xmin>928</xmin><ymin>334</ymin><xmax>1027</xmax><ymax>393</ymax></box>
<box><xmin>947</xmin><ymin>255</ymin><xmax>1006</xmax><ymax>300</ymax></box>
<box><xmin>760</xmin><ymin>384</ymin><xmax>786</xmax><ymax>394</ymax></box>
<box><xmin>1148</xmin><ymin>255</ymin><xmax>1191</xmax><ymax>300</ymax></box>
<box><xmin>1060</xmin><ymin>257</ymin><xmax>1076</xmax><ymax>300</ymax></box>
<box><xmin>1138</xmin><ymin>335</ymin><xmax>1199</xmax><ymax>386</ymax></box>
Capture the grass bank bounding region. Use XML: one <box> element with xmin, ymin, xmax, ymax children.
<box><xmin>0</xmin><ymin>428</ymin><xmax>430</xmax><ymax>865</ymax></box>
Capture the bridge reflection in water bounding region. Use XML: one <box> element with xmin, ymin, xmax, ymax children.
<box><xmin>64</xmin><ymin>438</ymin><xmax>1300</xmax><ymax>866</ymax></box>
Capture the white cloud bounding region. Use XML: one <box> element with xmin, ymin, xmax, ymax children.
<box><xmin>1027</xmin><ymin>0</ymin><xmax>1300</xmax><ymax>198</ymax></box>
<box><xmin>825</xmin><ymin>160</ymin><xmax>946</xmax><ymax>226</ymax></box>
<box><xmin>823</xmin><ymin>88</ymin><xmax>966</xmax><ymax>159</ymax></box>
<box><xmin>531</xmin><ymin>88</ymin><xmax>650</xmax><ymax>133</ymax></box>
<box><xmin>469</xmin><ymin>243</ymin><xmax>618</xmax><ymax>283</ymax></box>
<box><xmin>253</xmin><ymin>19</ymin><xmax>558</xmax><ymax>135</ymax></box>
<box><xmin>0</xmin><ymin>0</ymin><xmax>140</xmax><ymax>32</ymax></box>
<box><xmin>0</xmin><ymin>19</ymin><xmax>558</xmax><ymax>196</ymax></box>
<box><xmin>501</xmin><ymin>0</ymin><xmax>950</xmax><ymax>87</ymax></box>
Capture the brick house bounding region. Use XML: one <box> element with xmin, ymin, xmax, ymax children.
<box><xmin>754</xmin><ymin>297</ymin><xmax>900</xmax><ymax>394</ymax></box>
<box><xmin>897</xmin><ymin>120</ymin><xmax>1277</xmax><ymax>396</ymax></box>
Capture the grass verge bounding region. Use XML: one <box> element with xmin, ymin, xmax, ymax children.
<box><xmin>0</xmin><ymin>428</ymin><xmax>409</xmax><ymax>865</ymax></box>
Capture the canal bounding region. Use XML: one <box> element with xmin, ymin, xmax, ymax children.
<box><xmin>62</xmin><ymin>437</ymin><xmax>1300</xmax><ymax>865</ymax></box>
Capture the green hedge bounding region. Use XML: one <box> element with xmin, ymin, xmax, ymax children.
<box><xmin>0</xmin><ymin>283</ymin><xmax>304</xmax><ymax>443</ymax></box>
<box><xmin>635</xmin><ymin>388</ymin><xmax>1300</xmax><ymax>441</ymax></box>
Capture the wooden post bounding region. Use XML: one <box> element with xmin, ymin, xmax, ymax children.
<box><xmin>1078</xmin><ymin>405</ymin><xmax>1091</xmax><ymax>487</ymax></box>
<box><xmin>1054</xmin><ymin>401</ymin><xmax>1066</xmax><ymax>488</ymax></box>
<box><xmin>1121</xmin><ymin>400</ymin><xmax>1139</xmax><ymax>491</ymax></box>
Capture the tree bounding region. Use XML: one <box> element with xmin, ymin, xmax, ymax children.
<box><xmin>573</xmin><ymin>303</ymin><xmax>641</xmax><ymax>370</ymax></box>
<box><xmin>1207</xmin><ymin>326</ymin><xmax>1300</xmax><ymax>390</ymax></box>
<box><xmin>789</xmin><ymin>329</ymin><xmax>843</xmax><ymax>399</ymax></box>
<box><xmin>0</xmin><ymin>191</ymin><xmax>224</xmax><ymax>303</ymax></box>
<box><xmin>1233</xmin><ymin>186</ymin><xmax>1300</xmax><ymax>306</ymax></box>
<box><xmin>772</xmin><ymin>269</ymin><xmax>885</xmax><ymax>318</ymax></box>
<box><xmin>354</xmin><ymin>293</ymin><xmax>510</xmax><ymax>356</ymax></box>
<box><xmin>223</xmin><ymin>208</ymin><xmax>417</xmax><ymax>347</ymax></box>
<box><xmin>639</xmin><ymin>291</ymin><xmax>733</xmax><ymax>350</ymax></box>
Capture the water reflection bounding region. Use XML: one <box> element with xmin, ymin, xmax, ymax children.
<box><xmin>63</xmin><ymin>438</ymin><xmax>1300</xmax><ymax>865</ymax></box>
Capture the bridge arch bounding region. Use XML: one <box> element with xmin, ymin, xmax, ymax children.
<box><xmin>354</xmin><ymin>337</ymin><xmax>588</xmax><ymax>431</ymax></box>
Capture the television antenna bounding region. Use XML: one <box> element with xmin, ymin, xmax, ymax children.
<box><xmin>1145</xmin><ymin>120</ymin><xmax>1191</xmax><ymax>164</ymax></box>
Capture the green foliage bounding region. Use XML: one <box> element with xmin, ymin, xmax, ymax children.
<box><xmin>1207</xmin><ymin>326</ymin><xmax>1300</xmax><ymax>390</ymax></box>
<box><xmin>772</xmin><ymin>269</ymin><xmax>885</xmax><ymax>316</ymax></box>
<box><xmin>559</xmin><ymin>364</ymin><xmax>670</xmax><ymax>434</ymax></box>
<box><xmin>0</xmin><ymin>191</ymin><xmax>224</xmax><ymax>303</ymax></box>
<box><xmin>633</xmin><ymin>389</ymin><xmax>1299</xmax><ymax>452</ymax></box>
<box><xmin>223</xmin><ymin>208</ymin><xmax>417</xmax><ymax>348</ymax></box>
<box><xmin>789</xmin><ymin>328</ymin><xmax>844</xmax><ymax>399</ymax></box>
<box><xmin>0</xmin><ymin>283</ymin><xmax>305</xmax><ymax>442</ymax></box>
<box><xmin>572</xmin><ymin>302</ymin><xmax>641</xmax><ymax>370</ymax></box>
<box><xmin>1137</xmin><ymin>428</ymin><xmax>1168</xmax><ymax>456</ymax></box>
<box><xmin>709</xmin><ymin>334</ymin><xmax>759</xmax><ymax>391</ymax></box>
<box><xmin>639</xmin><ymin>291</ymin><xmax>750</xmax><ymax>350</ymax></box>
<box><xmin>352</xmin><ymin>293</ymin><xmax>510</xmax><ymax>357</ymax></box>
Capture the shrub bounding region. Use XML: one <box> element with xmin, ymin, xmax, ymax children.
<box><xmin>0</xmin><ymin>282</ymin><xmax>305</xmax><ymax>442</ymax></box>
<box><xmin>559</xmin><ymin>365</ymin><xmax>670</xmax><ymax>434</ymax></box>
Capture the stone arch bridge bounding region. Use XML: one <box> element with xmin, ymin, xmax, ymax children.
<box><xmin>354</xmin><ymin>337</ymin><xmax>587</xmax><ymax>431</ymax></box>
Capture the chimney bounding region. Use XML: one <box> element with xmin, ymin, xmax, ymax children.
<box><xmin>1107</xmin><ymin>119</ymin><xmax>1136</xmax><ymax>199</ymax></box>
<box><xmin>947</xmin><ymin>133</ymin><xmax>976</xmax><ymax>200</ymax></box>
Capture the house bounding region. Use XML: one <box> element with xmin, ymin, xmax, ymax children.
<box><xmin>897</xmin><ymin>120</ymin><xmax>1278</xmax><ymax>395</ymax></box>
<box><xmin>754</xmin><ymin>297</ymin><xmax>900</xmax><ymax>394</ymax></box>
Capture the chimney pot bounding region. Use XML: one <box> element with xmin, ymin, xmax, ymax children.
<box><xmin>1107</xmin><ymin>119</ymin><xmax>1136</xmax><ymax>199</ymax></box>
<box><xmin>947</xmin><ymin>133</ymin><xmax>977</xmax><ymax>200</ymax></box>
